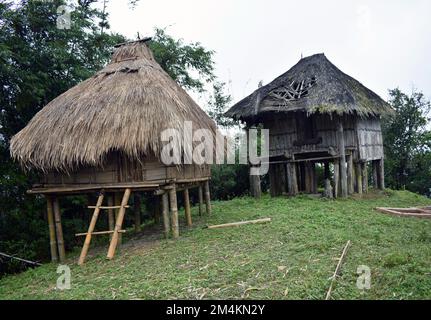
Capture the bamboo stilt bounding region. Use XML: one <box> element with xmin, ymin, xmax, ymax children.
<box><xmin>52</xmin><ymin>197</ymin><xmax>66</xmax><ymax>263</ymax></box>
<box><xmin>46</xmin><ymin>196</ymin><xmax>58</xmax><ymax>262</ymax></box>
<box><xmin>169</xmin><ymin>185</ymin><xmax>179</xmax><ymax>238</ymax></box>
<box><xmin>184</xmin><ymin>188</ymin><xmax>192</xmax><ymax>227</ymax></box>
<box><xmin>356</xmin><ymin>162</ymin><xmax>363</xmax><ymax>195</ymax></box>
<box><xmin>114</xmin><ymin>192</ymin><xmax>122</xmax><ymax>246</ymax></box>
<box><xmin>133</xmin><ymin>193</ymin><xmax>141</xmax><ymax>232</ymax></box>
<box><xmin>107</xmin><ymin>188</ymin><xmax>131</xmax><ymax>259</ymax></box>
<box><xmin>198</xmin><ymin>184</ymin><xmax>204</xmax><ymax>216</ymax></box>
<box><xmin>204</xmin><ymin>180</ymin><xmax>212</xmax><ymax>215</ymax></box>
<box><xmin>78</xmin><ymin>192</ymin><xmax>105</xmax><ymax>265</ymax></box>
<box><xmin>107</xmin><ymin>194</ymin><xmax>114</xmax><ymax>239</ymax></box>
<box><xmin>333</xmin><ymin>160</ymin><xmax>340</xmax><ymax>198</ymax></box>
<box><xmin>162</xmin><ymin>193</ymin><xmax>170</xmax><ymax>238</ymax></box>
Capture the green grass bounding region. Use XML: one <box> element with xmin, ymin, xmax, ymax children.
<box><xmin>1</xmin><ymin>189</ymin><xmax>431</xmax><ymax>300</ymax></box>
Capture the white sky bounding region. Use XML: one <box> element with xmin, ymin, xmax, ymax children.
<box><xmin>106</xmin><ymin>0</ymin><xmax>431</xmax><ymax>107</ymax></box>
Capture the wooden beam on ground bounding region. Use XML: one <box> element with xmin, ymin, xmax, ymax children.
<box><xmin>325</xmin><ymin>240</ymin><xmax>351</xmax><ymax>300</ymax></box>
<box><xmin>169</xmin><ymin>185</ymin><xmax>179</xmax><ymax>238</ymax></box>
<box><xmin>162</xmin><ymin>193</ymin><xmax>170</xmax><ymax>238</ymax></box>
<box><xmin>52</xmin><ymin>197</ymin><xmax>66</xmax><ymax>263</ymax></box>
<box><xmin>46</xmin><ymin>196</ymin><xmax>58</xmax><ymax>262</ymax></box>
<box><xmin>375</xmin><ymin>207</ymin><xmax>431</xmax><ymax>219</ymax></box>
<box><xmin>107</xmin><ymin>188</ymin><xmax>131</xmax><ymax>259</ymax></box>
<box><xmin>206</xmin><ymin>218</ymin><xmax>271</xmax><ymax>229</ymax></box>
<box><xmin>184</xmin><ymin>188</ymin><xmax>192</xmax><ymax>227</ymax></box>
<box><xmin>78</xmin><ymin>192</ymin><xmax>104</xmax><ymax>265</ymax></box>
<box><xmin>204</xmin><ymin>180</ymin><xmax>212</xmax><ymax>215</ymax></box>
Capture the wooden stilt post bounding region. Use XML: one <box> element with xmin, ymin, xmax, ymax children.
<box><xmin>333</xmin><ymin>160</ymin><xmax>340</xmax><ymax>198</ymax></box>
<box><xmin>249</xmin><ymin>166</ymin><xmax>262</xmax><ymax>199</ymax></box>
<box><xmin>114</xmin><ymin>192</ymin><xmax>122</xmax><ymax>246</ymax></box>
<box><xmin>304</xmin><ymin>162</ymin><xmax>312</xmax><ymax>193</ymax></box>
<box><xmin>347</xmin><ymin>155</ymin><xmax>354</xmax><ymax>194</ymax></box>
<box><xmin>52</xmin><ymin>197</ymin><xmax>66</xmax><ymax>263</ymax></box>
<box><xmin>378</xmin><ymin>158</ymin><xmax>385</xmax><ymax>190</ymax></box>
<box><xmin>107</xmin><ymin>188</ymin><xmax>131</xmax><ymax>259</ymax></box>
<box><xmin>337</xmin><ymin>120</ymin><xmax>348</xmax><ymax>198</ymax></box>
<box><xmin>133</xmin><ymin>193</ymin><xmax>141</xmax><ymax>232</ymax></box>
<box><xmin>162</xmin><ymin>193</ymin><xmax>170</xmax><ymax>238</ymax></box>
<box><xmin>184</xmin><ymin>188</ymin><xmax>192</xmax><ymax>227</ymax></box>
<box><xmin>292</xmin><ymin>163</ymin><xmax>299</xmax><ymax>195</ymax></box>
<box><xmin>46</xmin><ymin>196</ymin><xmax>58</xmax><ymax>262</ymax></box>
<box><xmin>356</xmin><ymin>162</ymin><xmax>363</xmax><ymax>195</ymax></box>
<box><xmin>311</xmin><ymin>162</ymin><xmax>317</xmax><ymax>194</ymax></box>
<box><xmin>78</xmin><ymin>192</ymin><xmax>104</xmax><ymax>265</ymax></box>
<box><xmin>169</xmin><ymin>185</ymin><xmax>179</xmax><ymax>238</ymax></box>
<box><xmin>372</xmin><ymin>160</ymin><xmax>379</xmax><ymax>189</ymax></box>
<box><xmin>362</xmin><ymin>162</ymin><xmax>368</xmax><ymax>193</ymax></box>
<box><xmin>107</xmin><ymin>194</ymin><xmax>115</xmax><ymax>239</ymax></box>
<box><xmin>204</xmin><ymin>180</ymin><xmax>212</xmax><ymax>215</ymax></box>
<box><xmin>198</xmin><ymin>183</ymin><xmax>204</xmax><ymax>216</ymax></box>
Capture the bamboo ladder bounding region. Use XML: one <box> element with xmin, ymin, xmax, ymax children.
<box><xmin>77</xmin><ymin>188</ymin><xmax>132</xmax><ymax>265</ymax></box>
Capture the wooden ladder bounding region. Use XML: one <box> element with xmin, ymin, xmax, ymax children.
<box><xmin>77</xmin><ymin>188</ymin><xmax>132</xmax><ymax>265</ymax></box>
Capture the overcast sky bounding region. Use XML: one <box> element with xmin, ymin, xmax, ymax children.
<box><xmin>106</xmin><ymin>0</ymin><xmax>431</xmax><ymax>106</ymax></box>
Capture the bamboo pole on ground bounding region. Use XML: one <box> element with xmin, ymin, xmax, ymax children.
<box><xmin>162</xmin><ymin>193</ymin><xmax>170</xmax><ymax>238</ymax></box>
<box><xmin>204</xmin><ymin>180</ymin><xmax>212</xmax><ymax>215</ymax></box>
<box><xmin>184</xmin><ymin>188</ymin><xmax>192</xmax><ymax>227</ymax></box>
<box><xmin>46</xmin><ymin>196</ymin><xmax>58</xmax><ymax>262</ymax></box>
<box><xmin>107</xmin><ymin>188</ymin><xmax>131</xmax><ymax>259</ymax></box>
<box><xmin>198</xmin><ymin>183</ymin><xmax>204</xmax><ymax>216</ymax></box>
<box><xmin>78</xmin><ymin>192</ymin><xmax>105</xmax><ymax>265</ymax></box>
<box><xmin>52</xmin><ymin>197</ymin><xmax>66</xmax><ymax>263</ymax></box>
<box><xmin>325</xmin><ymin>240</ymin><xmax>351</xmax><ymax>300</ymax></box>
<box><xmin>169</xmin><ymin>185</ymin><xmax>179</xmax><ymax>238</ymax></box>
<box><xmin>206</xmin><ymin>218</ymin><xmax>271</xmax><ymax>229</ymax></box>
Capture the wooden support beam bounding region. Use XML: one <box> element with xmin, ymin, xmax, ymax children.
<box><xmin>78</xmin><ymin>192</ymin><xmax>104</xmax><ymax>265</ymax></box>
<box><xmin>107</xmin><ymin>194</ymin><xmax>115</xmax><ymax>238</ymax></box>
<box><xmin>378</xmin><ymin>158</ymin><xmax>385</xmax><ymax>190</ymax></box>
<box><xmin>133</xmin><ymin>193</ymin><xmax>141</xmax><ymax>232</ymax></box>
<box><xmin>46</xmin><ymin>196</ymin><xmax>58</xmax><ymax>262</ymax></box>
<box><xmin>347</xmin><ymin>155</ymin><xmax>354</xmax><ymax>195</ymax></box>
<box><xmin>337</xmin><ymin>120</ymin><xmax>348</xmax><ymax>198</ymax></box>
<box><xmin>162</xmin><ymin>193</ymin><xmax>170</xmax><ymax>238</ymax></box>
<box><xmin>291</xmin><ymin>163</ymin><xmax>299</xmax><ymax>195</ymax></box>
<box><xmin>52</xmin><ymin>197</ymin><xmax>66</xmax><ymax>263</ymax></box>
<box><xmin>183</xmin><ymin>188</ymin><xmax>192</xmax><ymax>227</ymax></box>
<box><xmin>249</xmin><ymin>166</ymin><xmax>262</xmax><ymax>199</ymax></box>
<box><xmin>198</xmin><ymin>184</ymin><xmax>204</xmax><ymax>216</ymax></box>
<box><xmin>107</xmin><ymin>188</ymin><xmax>131</xmax><ymax>259</ymax></box>
<box><xmin>76</xmin><ymin>230</ymin><xmax>125</xmax><ymax>237</ymax></box>
<box><xmin>114</xmin><ymin>192</ymin><xmax>122</xmax><ymax>246</ymax></box>
<box><xmin>333</xmin><ymin>160</ymin><xmax>340</xmax><ymax>198</ymax></box>
<box><xmin>356</xmin><ymin>162</ymin><xmax>363</xmax><ymax>195</ymax></box>
<box><xmin>362</xmin><ymin>162</ymin><xmax>368</xmax><ymax>193</ymax></box>
<box><xmin>169</xmin><ymin>185</ymin><xmax>179</xmax><ymax>238</ymax></box>
<box><xmin>311</xmin><ymin>162</ymin><xmax>317</xmax><ymax>194</ymax></box>
<box><xmin>204</xmin><ymin>180</ymin><xmax>212</xmax><ymax>215</ymax></box>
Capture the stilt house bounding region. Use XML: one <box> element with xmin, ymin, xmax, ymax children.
<box><xmin>225</xmin><ymin>53</ymin><xmax>393</xmax><ymax>198</ymax></box>
<box><xmin>10</xmin><ymin>39</ymin><xmax>217</xmax><ymax>264</ymax></box>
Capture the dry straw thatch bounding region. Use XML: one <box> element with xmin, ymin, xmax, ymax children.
<box><xmin>10</xmin><ymin>39</ymin><xmax>219</xmax><ymax>172</ymax></box>
<box><xmin>225</xmin><ymin>53</ymin><xmax>393</xmax><ymax>121</ymax></box>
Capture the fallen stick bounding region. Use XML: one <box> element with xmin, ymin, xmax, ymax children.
<box><xmin>205</xmin><ymin>218</ymin><xmax>271</xmax><ymax>229</ymax></box>
<box><xmin>325</xmin><ymin>240</ymin><xmax>351</xmax><ymax>300</ymax></box>
<box><xmin>0</xmin><ymin>252</ymin><xmax>42</xmax><ymax>266</ymax></box>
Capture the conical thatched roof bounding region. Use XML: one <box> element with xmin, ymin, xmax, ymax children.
<box><xmin>225</xmin><ymin>53</ymin><xmax>393</xmax><ymax>121</ymax></box>
<box><xmin>10</xmin><ymin>39</ymin><xmax>218</xmax><ymax>171</ymax></box>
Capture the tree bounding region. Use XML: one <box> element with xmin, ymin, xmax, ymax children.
<box><xmin>382</xmin><ymin>88</ymin><xmax>431</xmax><ymax>194</ymax></box>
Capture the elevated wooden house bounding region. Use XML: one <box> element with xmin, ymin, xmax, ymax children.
<box><xmin>226</xmin><ymin>53</ymin><xmax>393</xmax><ymax>198</ymax></box>
<box><xmin>10</xmin><ymin>39</ymin><xmax>218</xmax><ymax>264</ymax></box>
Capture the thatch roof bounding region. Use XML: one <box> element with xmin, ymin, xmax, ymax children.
<box><xmin>225</xmin><ymin>53</ymin><xmax>393</xmax><ymax>121</ymax></box>
<box><xmin>10</xmin><ymin>39</ymin><xmax>218</xmax><ymax>171</ymax></box>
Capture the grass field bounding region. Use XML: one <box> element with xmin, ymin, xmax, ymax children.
<box><xmin>0</xmin><ymin>189</ymin><xmax>430</xmax><ymax>300</ymax></box>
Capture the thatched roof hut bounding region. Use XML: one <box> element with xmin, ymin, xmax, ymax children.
<box><xmin>10</xmin><ymin>39</ymin><xmax>217</xmax><ymax>264</ymax></box>
<box><xmin>226</xmin><ymin>53</ymin><xmax>392</xmax><ymax>200</ymax></box>
<box><xmin>225</xmin><ymin>53</ymin><xmax>392</xmax><ymax>122</ymax></box>
<box><xmin>11</xmin><ymin>38</ymin><xmax>217</xmax><ymax>172</ymax></box>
